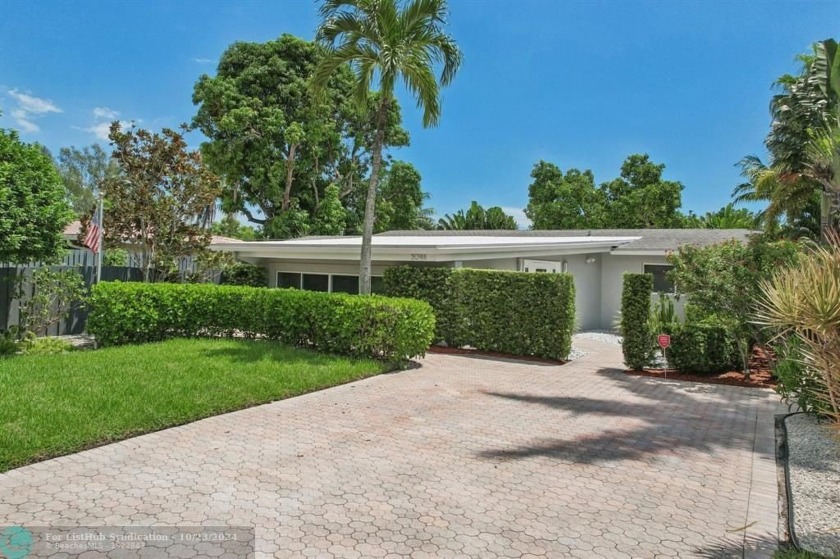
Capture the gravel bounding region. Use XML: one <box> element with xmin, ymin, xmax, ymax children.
<box><xmin>566</xmin><ymin>330</ymin><xmax>623</xmax><ymax>361</ymax></box>
<box><xmin>785</xmin><ymin>413</ymin><xmax>840</xmax><ymax>557</ymax></box>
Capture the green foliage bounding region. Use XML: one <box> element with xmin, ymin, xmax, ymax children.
<box><xmin>451</xmin><ymin>269</ymin><xmax>575</xmax><ymax>360</ymax></box>
<box><xmin>0</xmin><ymin>330</ymin><xmax>17</xmax><ymax>357</ymax></box>
<box><xmin>19</xmin><ymin>336</ymin><xmax>75</xmax><ymax>356</ymax></box>
<box><xmin>16</xmin><ymin>268</ymin><xmax>87</xmax><ymax>337</ymax></box>
<box><xmin>681</xmin><ymin>203</ymin><xmax>759</xmax><ymax>229</ymax></box>
<box><xmin>384</xmin><ymin>266</ymin><xmax>575</xmax><ymax>360</ymax></box>
<box><xmin>377</xmin><ymin>161</ymin><xmax>434</xmax><ymax>231</ymax></box>
<box><xmin>772</xmin><ymin>335</ymin><xmax>828</xmax><ymax>415</ymax></box>
<box><xmin>526</xmin><ymin>154</ymin><xmax>685</xmax><ymax>230</ymax></box>
<box><xmin>438</xmin><ymin>201</ymin><xmax>518</xmax><ymax>230</ymax></box>
<box><xmin>192</xmin><ymin>34</ymin><xmax>409</xmax><ymax>238</ymax></box>
<box><xmin>55</xmin><ymin>144</ymin><xmax>118</xmax><ymax>216</ymax></box>
<box><xmin>312</xmin><ymin>184</ymin><xmax>347</xmax><ymax>235</ymax></box>
<box><xmin>525</xmin><ymin>161</ymin><xmax>604</xmax><ymax>229</ymax></box>
<box><xmin>220</xmin><ymin>262</ymin><xmax>268</xmax><ymax>288</ymax></box>
<box><xmin>211</xmin><ymin>214</ymin><xmax>258</xmax><ymax>240</ymax></box>
<box><xmin>621</xmin><ymin>273</ymin><xmax>654</xmax><ymax>370</ymax></box>
<box><xmin>383</xmin><ymin>266</ymin><xmax>455</xmax><ymax>343</ymax></box>
<box><xmin>649</xmin><ymin>292</ymin><xmax>680</xmax><ymax>335</ymax></box>
<box><xmin>0</xmin><ymin>128</ymin><xmax>74</xmax><ymax>264</ymax></box>
<box><xmin>668</xmin><ymin>235</ymin><xmax>801</xmax><ymax>374</ymax></box>
<box><xmin>668</xmin><ymin>318</ymin><xmax>742</xmax><ymax>374</ymax></box>
<box><xmin>87</xmin><ymin>282</ymin><xmax>435</xmax><ymax>364</ymax></box>
<box><xmin>103</xmin><ymin>248</ymin><xmax>129</xmax><ymax>267</ymax></box>
<box><xmin>600</xmin><ymin>154</ymin><xmax>684</xmax><ymax>228</ymax></box>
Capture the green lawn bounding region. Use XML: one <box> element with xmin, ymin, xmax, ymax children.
<box><xmin>0</xmin><ymin>338</ymin><xmax>385</xmax><ymax>472</ymax></box>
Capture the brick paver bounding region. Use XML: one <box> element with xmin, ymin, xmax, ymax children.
<box><xmin>0</xmin><ymin>338</ymin><xmax>782</xmax><ymax>558</ymax></box>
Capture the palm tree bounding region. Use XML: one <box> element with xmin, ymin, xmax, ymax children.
<box><xmin>313</xmin><ymin>0</ymin><xmax>462</xmax><ymax>294</ymax></box>
<box><xmin>735</xmin><ymin>39</ymin><xmax>840</xmax><ymax>240</ymax></box>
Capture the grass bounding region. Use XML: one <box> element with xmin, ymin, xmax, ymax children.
<box><xmin>0</xmin><ymin>338</ymin><xmax>385</xmax><ymax>472</ymax></box>
<box><xmin>774</xmin><ymin>547</ymin><xmax>832</xmax><ymax>559</ymax></box>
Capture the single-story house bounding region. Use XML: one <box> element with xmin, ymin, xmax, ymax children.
<box><xmin>210</xmin><ymin>229</ymin><xmax>754</xmax><ymax>331</ymax></box>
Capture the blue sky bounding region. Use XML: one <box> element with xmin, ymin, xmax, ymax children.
<box><xmin>1</xmin><ymin>0</ymin><xmax>838</xmax><ymax>226</ymax></box>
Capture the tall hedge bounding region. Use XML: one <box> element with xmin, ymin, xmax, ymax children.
<box><xmin>453</xmin><ymin>269</ymin><xmax>575</xmax><ymax>360</ymax></box>
<box><xmin>622</xmin><ymin>273</ymin><xmax>654</xmax><ymax>370</ymax></box>
<box><xmin>384</xmin><ymin>266</ymin><xmax>576</xmax><ymax>360</ymax></box>
<box><xmin>383</xmin><ymin>266</ymin><xmax>455</xmax><ymax>343</ymax></box>
<box><xmin>88</xmin><ymin>282</ymin><xmax>434</xmax><ymax>363</ymax></box>
<box><xmin>668</xmin><ymin>319</ymin><xmax>742</xmax><ymax>374</ymax></box>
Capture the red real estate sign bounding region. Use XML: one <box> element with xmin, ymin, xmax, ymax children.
<box><xmin>657</xmin><ymin>334</ymin><xmax>671</xmax><ymax>350</ymax></box>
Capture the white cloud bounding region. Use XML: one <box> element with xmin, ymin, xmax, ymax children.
<box><xmin>193</xmin><ymin>57</ymin><xmax>214</xmax><ymax>65</ymax></box>
<box><xmin>92</xmin><ymin>107</ymin><xmax>119</xmax><ymax>120</ymax></box>
<box><xmin>3</xmin><ymin>88</ymin><xmax>61</xmax><ymax>133</ymax></box>
<box><xmin>7</xmin><ymin>89</ymin><xmax>61</xmax><ymax>115</ymax></box>
<box><xmin>501</xmin><ymin>206</ymin><xmax>532</xmax><ymax>230</ymax></box>
<box><xmin>80</xmin><ymin>121</ymin><xmax>114</xmax><ymax>141</ymax></box>
<box><xmin>10</xmin><ymin>108</ymin><xmax>39</xmax><ymax>133</ymax></box>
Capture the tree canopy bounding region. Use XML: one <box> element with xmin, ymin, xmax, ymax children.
<box><xmin>0</xmin><ymin>128</ymin><xmax>74</xmax><ymax>264</ymax></box>
<box><xmin>438</xmin><ymin>201</ymin><xmax>517</xmax><ymax>230</ymax></box>
<box><xmin>191</xmin><ymin>34</ymin><xmax>409</xmax><ymax>239</ymax></box>
<box><xmin>377</xmin><ymin>161</ymin><xmax>434</xmax><ymax>231</ymax></box>
<box><xmin>526</xmin><ymin>154</ymin><xmax>685</xmax><ymax>230</ymax></box>
<box><xmin>56</xmin><ymin>144</ymin><xmax>118</xmax><ymax>217</ymax></box>
<box><xmin>101</xmin><ymin>124</ymin><xmax>221</xmax><ymax>281</ymax></box>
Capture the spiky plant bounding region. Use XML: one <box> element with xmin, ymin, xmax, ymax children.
<box><xmin>757</xmin><ymin>235</ymin><xmax>840</xmax><ymax>426</ymax></box>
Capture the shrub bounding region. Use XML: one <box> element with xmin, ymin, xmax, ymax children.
<box><xmin>668</xmin><ymin>318</ymin><xmax>742</xmax><ymax>374</ymax></box>
<box><xmin>451</xmin><ymin>269</ymin><xmax>575</xmax><ymax>360</ymax></box>
<box><xmin>220</xmin><ymin>262</ymin><xmax>268</xmax><ymax>288</ymax></box>
<box><xmin>649</xmin><ymin>292</ymin><xmax>680</xmax><ymax>335</ymax></box>
<box><xmin>383</xmin><ymin>266</ymin><xmax>456</xmax><ymax>343</ymax></box>
<box><xmin>384</xmin><ymin>266</ymin><xmax>576</xmax><ymax>360</ymax></box>
<box><xmin>87</xmin><ymin>282</ymin><xmax>435</xmax><ymax>364</ymax></box>
<box><xmin>772</xmin><ymin>335</ymin><xmax>828</xmax><ymax>414</ymax></box>
<box><xmin>622</xmin><ymin>273</ymin><xmax>654</xmax><ymax>369</ymax></box>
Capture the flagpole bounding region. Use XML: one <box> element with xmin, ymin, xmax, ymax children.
<box><xmin>95</xmin><ymin>194</ymin><xmax>104</xmax><ymax>284</ymax></box>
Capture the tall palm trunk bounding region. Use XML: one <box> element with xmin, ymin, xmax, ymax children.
<box><xmin>359</xmin><ymin>96</ymin><xmax>390</xmax><ymax>294</ymax></box>
<box><xmin>821</xmin><ymin>190</ymin><xmax>832</xmax><ymax>243</ymax></box>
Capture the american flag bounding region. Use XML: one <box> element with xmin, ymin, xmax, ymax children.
<box><xmin>83</xmin><ymin>208</ymin><xmax>102</xmax><ymax>254</ymax></box>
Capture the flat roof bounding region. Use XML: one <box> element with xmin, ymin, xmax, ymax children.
<box><xmin>210</xmin><ymin>235</ymin><xmax>641</xmax><ymax>263</ymax></box>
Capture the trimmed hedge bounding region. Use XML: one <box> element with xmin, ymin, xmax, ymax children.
<box><xmin>87</xmin><ymin>282</ymin><xmax>435</xmax><ymax>363</ymax></box>
<box><xmin>383</xmin><ymin>266</ymin><xmax>455</xmax><ymax>343</ymax></box>
<box><xmin>621</xmin><ymin>273</ymin><xmax>654</xmax><ymax>370</ymax></box>
<box><xmin>668</xmin><ymin>319</ymin><xmax>742</xmax><ymax>374</ymax></box>
<box><xmin>384</xmin><ymin>266</ymin><xmax>576</xmax><ymax>360</ymax></box>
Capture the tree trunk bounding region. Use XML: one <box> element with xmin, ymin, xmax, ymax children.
<box><xmin>359</xmin><ymin>98</ymin><xmax>390</xmax><ymax>295</ymax></box>
<box><xmin>281</xmin><ymin>143</ymin><xmax>298</xmax><ymax>212</ymax></box>
<box><xmin>820</xmin><ymin>190</ymin><xmax>832</xmax><ymax>243</ymax></box>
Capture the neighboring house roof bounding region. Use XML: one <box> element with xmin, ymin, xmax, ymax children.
<box><xmin>63</xmin><ymin>221</ymin><xmax>245</xmax><ymax>247</ymax></box>
<box><xmin>376</xmin><ymin>229</ymin><xmax>757</xmax><ymax>254</ymax></box>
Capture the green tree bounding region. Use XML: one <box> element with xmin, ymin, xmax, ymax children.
<box><xmin>313</xmin><ymin>0</ymin><xmax>462</xmax><ymax>294</ymax></box>
<box><xmin>211</xmin><ymin>214</ymin><xmax>258</xmax><ymax>241</ymax></box>
<box><xmin>101</xmin><ymin>124</ymin><xmax>221</xmax><ymax>282</ymax></box>
<box><xmin>438</xmin><ymin>201</ymin><xmax>517</xmax><ymax>230</ymax></box>
<box><xmin>682</xmin><ymin>204</ymin><xmax>759</xmax><ymax>229</ymax></box>
<box><xmin>191</xmin><ymin>35</ymin><xmax>408</xmax><ymax>239</ymax></box>
<box><xmin>667</xmin><ymin>236</ymin><xmax>801</xmax><ymax>378</ymax></box>
<box><xmin>55</xmin><ymin>144</ymin><xmax>118</xmax><ymax>216</ymax></box>
<box><xmin>0</xmin><ymin>128</ymin><xmax>74</xmax><ymax>264</ymax></box>
<box><xmin>377</xmin><ymin>160</ymin><xmax>433</xmax><ymax>231</ymax></box>
<box><xmin>599</xmin><ymin>154</ymin><xmax>684</xmax><ymax>228</ymax></box>
<box><xmin>525</xmin><ymin>161</ymin><xmax>605</xmax><ymax>229</ymax></box>
<box><xmin>735</xmin><ymin>39</ymin><xmax>840</xmax><ymax>240</ymax></box>
<box><xmin>312</xmin><ymin>184</ymin><xmax>347</xmax><ymax>235</ymax></box>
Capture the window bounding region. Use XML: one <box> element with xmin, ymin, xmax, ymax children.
<box><xmin>302</xmin><ymin>274</ymin><xmax>329</xmax><ymax>292</ymax></box>
<box><xmin>371</xmin><ymin>276</ymin><xmax>385</xmax><ymax>294</ymax></box>
<box><xmin>643</xmin><ymin>264</ymin><xmax>675</xmax><ymax>293</ymax></box>
<box><xmin>331</xmin><ymin>275</ymin><xmax>359</xmax><ymax>294</ymax></box>
<box><xmin>277</xmin><ymin>272</ymin><xmax>301</xmax><ymax>289</ymax></box>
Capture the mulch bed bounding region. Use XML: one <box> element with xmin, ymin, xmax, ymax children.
<box><xmin>626</xmin><ymin>346</ymin><xmax>777</xmax><ymax>388</ymax></box>
<box><xmin>427</xmin><ymin>345</ymin><xmax>566</xmax><ymax>365</ymax></box>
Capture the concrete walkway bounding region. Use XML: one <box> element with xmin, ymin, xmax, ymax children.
<box><xmin>0</xmin><ymin>339</ymin><xmax>781</xmax><ymax>558</ymax></box>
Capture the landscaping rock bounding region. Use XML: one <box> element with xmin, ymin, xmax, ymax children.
<box><xmin>785</xmin><ymin>413</ymin><xmax>840</xmax><ymax>557</ymax></box>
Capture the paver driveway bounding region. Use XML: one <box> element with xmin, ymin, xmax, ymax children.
<box><xmin>0</xmin><ymin>338</ymin><xmax>781</xmax><ymax>558</ymax></box>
